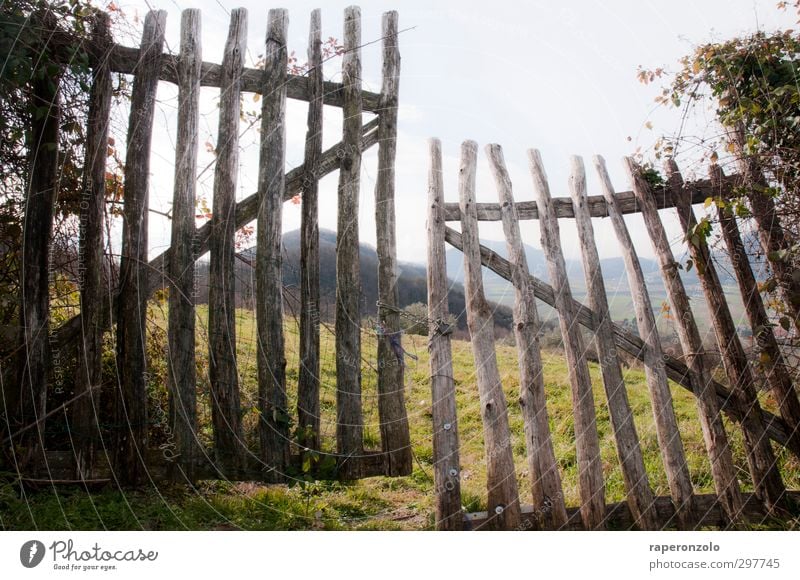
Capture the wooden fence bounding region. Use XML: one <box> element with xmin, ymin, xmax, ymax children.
<box><xmin>10</xmin><ymin>6</ymin><xmax>412</xmax><ymax>486</ymax></box>
<box><xmin>426</xmin><ymin>139</ymin><xmax>800</xmax><ymax>530</ymax></box>
<box><xmin>9</xmin><ymin>4</ymin><xmax>800</xmax><ymax>532</ymax></box>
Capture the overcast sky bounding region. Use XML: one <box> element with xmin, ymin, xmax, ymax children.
<box><xmin>108</xmin><ymin>0</ymin><xmax>795</xmax><ymax>263</ymax></box>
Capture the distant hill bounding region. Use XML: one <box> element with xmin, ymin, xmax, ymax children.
<box><xmin>194</xmin><ymin>229</ymin><xmax>514</xmax><ymax>333</ymax></box>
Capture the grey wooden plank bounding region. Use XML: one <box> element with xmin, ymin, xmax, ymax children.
<box><xmin>426</xmin><ymin>138</ymin><xmax>464</xmax><ymax>531</ymax></box>
<box><xmin>486</xmin><ymin>143</ymin><xmax>567</xmax><ymax>530</ymax></box>
<box><xmin>256</xmin><ymin>8</ymin><xmax>290</xmax><ymax>483</ymax></box>
<box><xmin>569</xmin><ymin>155</ymin><xmax>658</xmax><ymax>530</ymax></box>
<box><xmin>166</xmin><ymin>8</ymin><xmax>202</xmax><ymax>478</ymax></box>
<box><xmin>114</xmin><ymin>10</ymin><xmax>166</xmax><ymax>486</ymax></box>
<box><xmin>336</xmin><ymin>6</ymin><xmax>365</xmax><ymax>479</ymax></box>
<box><xmin>375</xmin><ymin>10</ymin><xmax>412</xmax><ymax>476</ymax></box>
<box><xmin>529</xmin><ymin>148</ymin><xmax>605</xmax><ymax>530</ymax></box>
<box><xmin>207</xmin><ymin>8</ymin><xmax>247</xmax><ymax>471</ymax></box>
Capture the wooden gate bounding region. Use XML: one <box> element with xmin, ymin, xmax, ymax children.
<box><xmin>9</xmin><ymin>6</ymin><xmax>411</xmax><ymax>486</ymax></box>
<box><xmin>426</xmin><ymin>139</ymin><xmax>800</xmax><ymax>530</ymax></box>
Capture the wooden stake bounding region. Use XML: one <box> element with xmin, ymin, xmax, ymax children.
<box><xmin>529</xmin><ymin>148</ymin><xmax>605</xmax><ymax>530</ymax></box>
<box><xmin>486</xmin><ymin>144</ymin><xmax>567</xmax><ymax>529</ymax></box>
<box><xmin>375</xmin><ymin>10</ymin><xmax>412</xmax><ymax>477</ymax></box>
<box><xmin>298</xmin><ymin>8</ymin><xmax>323</xmax><ymax>454</ymax></box>
<box><xmin>74</xmin><ymin>12</ymin><xmax>112</xmax><ymax>479</ymax></box>
<box><xmin>427</xmin><ymin>138</ymin><xmax>463</xmax><ymax>531</ymax></box>
<box><xmin>114</xmin><ymin>10</ymin><xmax>166</xmax><ymax>486</ymax></box>
<box><xmin>336</xmin><ymin>5</ymin><xmax>364</xmax><ymax>479</ymax></box>
<box><xmin>569</xmin><ymin>155</ymin><xmax>658</xmax><ymax>530</ymax></box>
<box><xmin>166</xmin><ymin>8</ymin><xmax>202</xmax><ymax>479</ymax></box>
<box><xmin>208</xmin><ymin>8</ymin><xmax>247</xmax><ymax>472</ymax></box>
<box><xmin>256</xmin><ymin>8</ymin><xmax>290</xmax><ymax>482</ymax></box>
<box><xmin>597</xmin><ymin>156</ymin><xmax>706</xmax><ymax>526</ymax></box>
<box><xmin>459</xmin><ymin>140</ymin><xmax>521</xmax><ymax>530</ymax></box>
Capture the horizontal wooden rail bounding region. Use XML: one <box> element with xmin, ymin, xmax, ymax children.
<box><xmin>442</xmin><ymin>174</ymin><xmax>736</xmax><ymax>221</ymax></box>
<box><xmin>52</xmin><ymin>117</ymin><xmax>381</xmax><ymax>352</ymax></box>
<box><xmin>103</xmin><ymin>44</ymin><xmax>382</xmax><ymax>111</ymax></box>
<box><xmin>443</xmin><ymin>227</ymin><xmax>793</xmax><ymax>451</ymax></box>
<box><xmin>465</xmin><ymin>491</ymin><xmax>800</xmax><ymax>530</ymax></box>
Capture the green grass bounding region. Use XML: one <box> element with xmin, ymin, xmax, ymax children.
<box><xmin>2</xmin><ymin>305</ymin><xmax>799</xmax><ymax>530</ymax></box>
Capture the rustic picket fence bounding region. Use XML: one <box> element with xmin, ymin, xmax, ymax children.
<box><xmin>17</xmin><ymin>6</ymin><xmax>411</xmax><ymax>486</ymax></box>
<box><xmin>426</xmin><ymin>139</ymin><xmax>800</xmax><ymax>530</ymax></box>
<box><xmin>13</xmin><ymin>4</ymin><xmax>800</xmax><ymax>532</ymax></box>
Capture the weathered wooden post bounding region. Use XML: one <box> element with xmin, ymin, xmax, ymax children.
<box><xmin>14</xmin><ymin>10</ymin><xmax>62</xmax><ymax>472</ymax></box>
<box><xmin>486</xmin><ymin>144</ymin><xmax>567</xmax><ymax>529</ymax></box>
<box><xmin>666</xmin><ymin>159</ymin><xmax>785</xmax><ymax>513</ymax></box>
<box><xmin>298</xmin><ymin>9</ymin><xmax>324</xmax><ymax>454</ymax></box>
<box><xmin>167</xmin><ymin>8</ymin><xmax>202</xmax><ymax>479</ymax></box>
<box><xmin>257</xmin><ymin>8</ymin><xmax>290</xmax><ymax>482</ymax></box>
<box><xmin>426</xmin><ymin>138</ymin><xmax>463</xmax><ymax>531</ymax></box>
<box><xmin>459</xmin><ymin>140</ymin><xmax>521</xmax><ymax>531</ymax></box>
<box><xmin>74</xmin><ymin>11</ymin><xmax>112</xmax><ymax>479</ymax></box>
<box><xmin>208</xmin><ymin>8</ymin><xmax>247</xmax><ymax>472</ymax></box>
<box><xmin>569</xmin><ymin>155</ymin><xmax>657</xmax><ymax>530</ymax></box>
<box><xmin>375</xmin><ymin>10</ymin><xmax>412</xmax><ymax>477</ymax></box>
<box><xmin>336</xmin><ymin>5</ymin><xmax>364</xmax><ymax>479</ymax></box>
<box><xmin>114</xmin><ymin>10</ymin><xmax>166</xmax><ymax>486</ymax></box>
<box><xmin>529</xmin><ymin>149</ymin><xmax>605</xmax><ymax>530</ymax></box>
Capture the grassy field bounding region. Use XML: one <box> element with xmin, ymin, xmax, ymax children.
<box><xmin>2</xmin><ymin>305</ymin><xmax>799</xmax><ymax>531</ymax></box>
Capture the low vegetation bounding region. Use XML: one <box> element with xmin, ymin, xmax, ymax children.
<box><xmin>2</xmin><ymin>306</ymin><xmax>799</xmax><ymax>531</ymax></box>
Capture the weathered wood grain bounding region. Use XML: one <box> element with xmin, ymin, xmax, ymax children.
<box><xmin>442</xmin><ymin>226</ymin><xmax>792</xmax><ymax>452</ymax></box>
<box><xmin>667</xmin><ymin>159</ymin><xmax>785</xmax><ymax>513</ymax></box>
<box><xmin>623</xmin><ymin>157</ymin><xmax>742</xmax><ymax>524</ymax></box>
<box><xmin>569</xmin><ymin>155</ymin><xmax>657</xmax><ymax>530</ymax></box>
<box><xmin>460</xmin><ymin>141</ymin><xmax>521</xmax><ymax>531</ymax></box>
<box><xmin>256</xmin><ymin>8</ymin><xmax>290</xmax><ymax>483</ymax></box>
<box><xmin>427</xmin><ymin>138</ymin><xmax>464</xmax><ymax>531</ymax></box>
<box><xmin>298</xmin><ymin>9</ymin><xmax>324</xmax><ymax>454</ymax></box>
<box><xmin>207</xmin><ymin>8</ymin><xmax>246</xmax><ymax>471</ymax></box>
<box><xmin>336</xmin><ymin>6</ymin><xmax>364</xmax><ymax>479</ymax></box>
<box><xmin>166</xmin><ymin>9</ymin><xmax>202</xmax><ymax>479</ymax></box>
<box><xmin>486</xmin><ymin>144</ymin><xmax>566</xmax><ymax>530</ymax></box>
<box><xmin>375</xmin><ymin>11</ymin><xmax>412</xmax><ymax>477</ymax></box>
<box><xmin>114</xmin><ymin>10</ymin><xmax>166</xmax><ymax>486</ymax></box>
<box><xmin>73</xmin><ymin>12</ymin><xmax>112</xmax><ymax>480</ymax></box>
<box><xmin>529</xmin><ymin>148</ymin><xmax>605</xmax><ymax>530</ymax></box>
<box><xmin>711</xmin><ymin>165</ymin><xmax>800</xmax><ymax>458</ymax></box>
<box><xmin>441</xmin><ymin>176</ymin><xmax>735</xmax><ymax>221</ymax></box>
